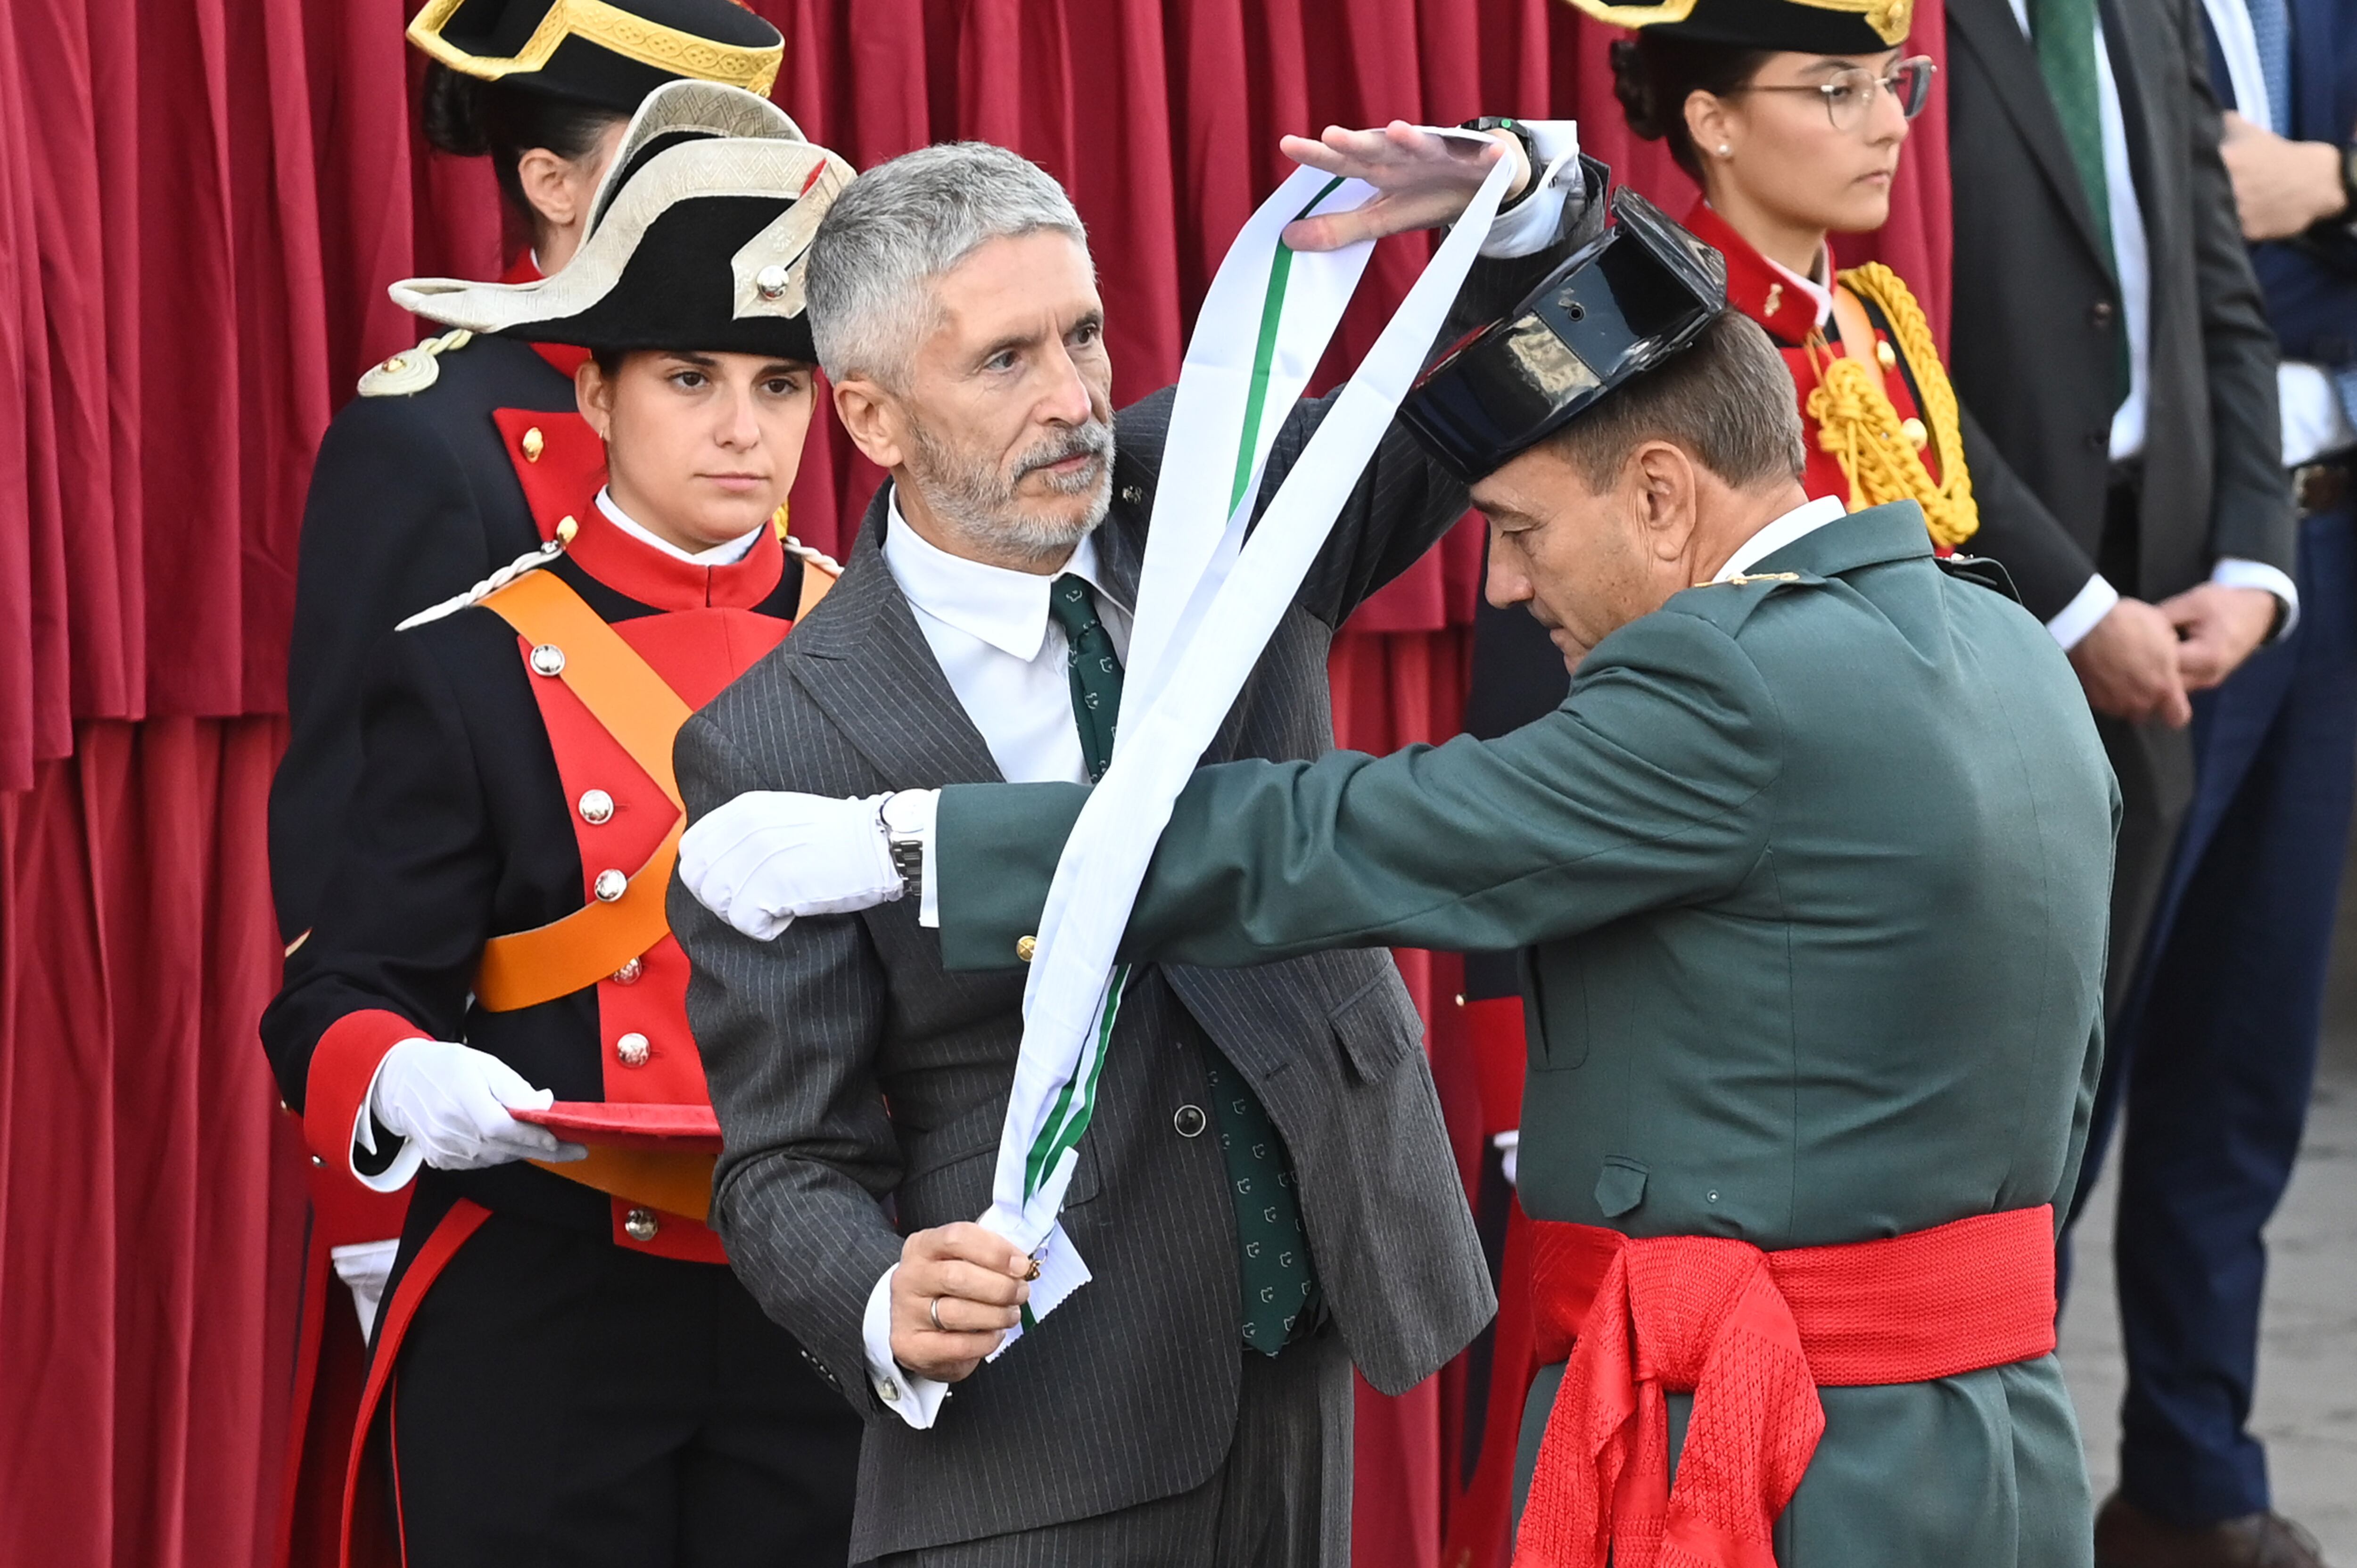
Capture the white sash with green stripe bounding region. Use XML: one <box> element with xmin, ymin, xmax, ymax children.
<box><xmin>977</xmin><ymin>135</ymin><xmax>1526</xmax><ymax>1357</ymax></box>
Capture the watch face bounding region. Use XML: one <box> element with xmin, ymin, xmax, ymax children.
<box><xmin>879</xmin><ymin>790</ymin><xmax>926</xmax><ymax>837</ymax></box>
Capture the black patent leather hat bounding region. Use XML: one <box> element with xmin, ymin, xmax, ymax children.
<box><xmin>1402</xmin><ymin>167</ymin><xmax>1728</xmax><ymax>483</ymax></box>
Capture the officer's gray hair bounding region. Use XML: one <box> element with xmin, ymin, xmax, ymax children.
<box><xmin>806</xmin><ymin>142</ymin><xmax>1089</xmax><ymax>388</ymax></box>
<box><xmin>1545</xmin><ymin>310</ymin><xmax>1807</xmax><ymax>491</ymax></box>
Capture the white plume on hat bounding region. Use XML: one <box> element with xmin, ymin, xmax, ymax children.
<box><xmin>390</xmin><ymin>81</ymin><xmax>853</xmax><ymax>338</ymax></box>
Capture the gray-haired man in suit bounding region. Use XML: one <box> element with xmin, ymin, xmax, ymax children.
<box><xmin>667</xmin><ymin>131</ymin><xmax>1587</xmax><ymax>1565</ymax></box>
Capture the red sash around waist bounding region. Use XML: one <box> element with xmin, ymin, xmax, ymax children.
<box><xmin>1515</xmin><ymin>1205</ymin><xmax>2058</xmax><ymax>1568</ymax></box>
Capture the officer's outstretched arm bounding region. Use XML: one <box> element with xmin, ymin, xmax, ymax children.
<box><xmin>936</xmin><ymin>607</ymin><xmax>1780</xmax><ymax>970</ymax></box>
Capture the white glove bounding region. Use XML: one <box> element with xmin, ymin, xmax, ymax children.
<box><xmin>364</xmin><ymin>1039</ymin><xmax>585</xmax><ymax>1179</ymax></box>
<box><xmin>678</xmin><ymin>790</ymin><xmax>901</xmax><ymax>940</ymax></box>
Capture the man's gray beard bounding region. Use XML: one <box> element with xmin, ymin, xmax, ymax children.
<box><xmin>906</xmin><ymin>417</ymin><xmax>1115</xmax><ymax>566</ymax></box>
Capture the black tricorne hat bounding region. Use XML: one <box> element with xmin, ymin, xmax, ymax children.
<box><xmin>391</xmin><ymin>82</ymin><xmax>851</xmax><ymax>363</ymax></box>
<box><xmin>1566</xmin><ymin>0</ymin><xmax>1913</xmax><ymax>52</ymax></box>
<box><xmin>1401</xmin><ymin>165</ymin><xmax>1728</xmax><ymax>482</ymax></box>
<box><xmin>408</xmin><ymin>0</ymin><xmax>784</xmax><ymax>111</ymax></box>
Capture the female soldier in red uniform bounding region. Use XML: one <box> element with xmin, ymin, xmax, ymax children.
<box><xmin>1587</xmin><ymin>0</ymin><xmax>1974</xmax><ymax>546</ymax></box>
<box><xmin>262</xmin><ymin>85</ymin><xmax>860</xmax><ymax>1566</ymax></box>
<box><xmin>269</xmin><ymin>21</ymin><xmax>792</xmax><ymax>1558</ymax></box>
<box><xmin>274</xmin><ymin>0</ymin><xmax>791</xmax><ymax>947</ymax></box>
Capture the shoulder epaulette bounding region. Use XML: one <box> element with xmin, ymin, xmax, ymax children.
<box><xmin>357</xmin><ymin>328</ymin><xmax>476</xmax><ymax>398</ymax></box>
<box><xmin>1934</xmin><ymin>551</ymin><xmax>2021</xmax><ymax>604</ymax></box>
<box><xmin>395</xmin><ymin>520</ymin><xmax>576</xmax><ymax>631</ymax></box>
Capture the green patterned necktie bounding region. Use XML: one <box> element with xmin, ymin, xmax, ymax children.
<box><xmin>1045</xmin><ymin>574</ymin><xmax>1321</xmax><ymax>1352</ymax></box>
<box><xmin>2028</xmin><ymin>0</ymin><xmax>2130</xmax><ymax>407</ymax></box>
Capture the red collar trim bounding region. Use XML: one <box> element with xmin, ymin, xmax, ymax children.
<box><xmin>500</xmin><ymin>253</ymin><xmax>591</xmax><ymax>378</ymax></box>
<box><xmin>1683</xmin><ymin>201</ymin><xmax>1823</xmax><ymax>349</ymax></box>
<box><xmin>562</xmin><ymin>500</ymin><xmax>786</xmax><ymax>611</ymax></box>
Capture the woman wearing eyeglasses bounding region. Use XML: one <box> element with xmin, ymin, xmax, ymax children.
<box><xmin>1577</xmin><ymin>0</ymin><xmax>1976</xmax><ymax>553</ymax></box>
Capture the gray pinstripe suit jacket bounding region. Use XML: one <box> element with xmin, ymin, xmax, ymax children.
<box><xmin>671</xmin><ymin>239</ymin><xmax>1573</xmax><ymax>1553</ymax></box>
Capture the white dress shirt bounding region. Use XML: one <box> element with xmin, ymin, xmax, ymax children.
<box><xmin>883</xmin><ymin>497</ymin><xmax>1133</xmax><ymax>788</ymax></box>
<box><xmin>857</xmin><ymin>498</ymin><xmax>1137</xmax><ymax>1428</ymax></box>
<box><xmin>2007</xmin><ymin>0</ymin><xmax>2301</xmax><ymax>645</ymax></box>
<box><xmin>1713</xmin><ymin>496</ymin><xmax>1849</xmax><ymax>581</ymax></box>
<box><xmin>2199</xmin><ymin>0</ymin><xmax>2357</xmax><ymax>467</ymax></box>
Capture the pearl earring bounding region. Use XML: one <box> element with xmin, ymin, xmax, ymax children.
<box><xmin>1716</xmin><ymin>143</ymin><xmax>1732</xmax><ymax>157</ymax></box>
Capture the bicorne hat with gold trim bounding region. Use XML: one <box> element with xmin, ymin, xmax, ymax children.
<box><xmin>1563</xmin><ymin>0</ymin><xmax>1914</xmax><ymax>51</ymax></box>
<box><xmin>390</xmin><ymin>82</ymin><xmax>852</xmax><ymax>363</ymax></box>
<box><xmin>408</xmin><ymin>0</ymin><xmax>784</xmax><ymax>110</ymax></box>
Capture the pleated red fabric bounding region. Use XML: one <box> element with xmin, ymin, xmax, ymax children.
<box><xmin>0</xmin><ymin>720</ymin><xmax>309</xmax><ymax>1567</ymax></box>
<box><xmin>0</xmin><ymin>4</ymin><xmax>1952</xmax><ymax>1563</ymax></box>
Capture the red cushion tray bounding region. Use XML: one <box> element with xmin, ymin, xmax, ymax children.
<box><xmin>511</xmin><ymin>1101</ymin><xmax>723</xmax><ymax>1152</ymax></box>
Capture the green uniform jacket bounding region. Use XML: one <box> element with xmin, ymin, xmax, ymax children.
<box><xmin>934</xmin><ymin>501</ymin><xmax>2116</xmax><ymax>1567</ymax></box>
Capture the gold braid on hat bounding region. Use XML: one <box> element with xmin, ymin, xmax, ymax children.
<box><xmin>1804</xmin><ymin>262</ymin><xmax>1978</xmax><ymax>549</ymax></box>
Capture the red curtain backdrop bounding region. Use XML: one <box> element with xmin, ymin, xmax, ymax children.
<box><xmin>0</xmin><ymin>3</ymin><xmax>1949</xmax><ymax>1563</ymax></box>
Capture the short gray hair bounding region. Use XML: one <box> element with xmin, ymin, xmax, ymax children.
<box><xmin>1545</xmin><ymin>309</ymin><xmax>1806</xmax><ymax>491</ymax></box>
<box><xmin>806</xmin><ymin>141</ymin><xmax>1088</xmax><ymax>387</ymax></box>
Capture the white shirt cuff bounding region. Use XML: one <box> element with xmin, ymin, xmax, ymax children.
<box><xmin>2046</xmin><ymin>574</ymin><xmax>2120</xmax><ymax>651</ymax></box>
<box><xmin>863</xmin><ymin>1264</ymin><xmax>952</xmax><ymax>1428</ymax></box>
<box><xmin>1478</xmin><ymin>120</ymin><xmax>1582</xmax><ymax>260</ymax></box>
<box><xmin>352</xmin><ymin>1048</ymin><xmax>428</xmax><ymax>1194</ymax></box>
<box><xmin>2212</xmin><ymin>557</ymin><xmax>2300</xmax><ymax>641</ymax></box>
<box><xmin>898</xmin><ymin>789</ymin><xmax>941</xmax><ymax>929</ymax></box>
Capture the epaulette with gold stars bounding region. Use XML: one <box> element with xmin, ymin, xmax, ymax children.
<box><xmin>356</xmin><ymin>328</ymin><xmax>476</xmax><ymax>397</ymax></box>
<box><xmin>395</xmin><ymin>516</ymin><xmax>579</xmax><ymax>631</ymax></box>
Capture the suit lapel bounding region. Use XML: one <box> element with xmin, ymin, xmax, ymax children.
<box><xmin>1948</xmin><ymin>0</ymin><xmax>2115</xmax><ymax>270</ymax></box>
<box><xmin>1091</xmin><ymin>505</ymin><xmax>1146</xmax><ymax>612</ymax></box>
<box><xmin>2097</xmin><ymin>0</ymin><xmax>2162</xmax><ymax>248</ymax></box>
<box><xmin>786</xmin><ymin>486</ymin><xmax>1008</xmax><ymax>788</ymax></box>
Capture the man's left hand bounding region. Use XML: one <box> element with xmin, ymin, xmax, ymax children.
<box><xmin>677</xmin><ymin>790</ymin><xmax>900</xmax><ymax>939</ymax></box>
<box><xmin>2219</xmin><ymin>112</ymin><xmax>2348</xmax><ymax>241</ymax></box>
<box><xmin>1277</xmin><ymin>121</ymin><xmax>1527</xmax><ymax>252</ymax></box>
<box><xmin>2161</xmin><ymin>582</ymin><xmax>2279</xmax><ymax>690</ymax></box>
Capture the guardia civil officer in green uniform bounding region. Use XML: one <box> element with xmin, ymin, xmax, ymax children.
<box><xmin>678</xmin><ymin>193</ymin><xmax>2119</xmax><ymax>1568</ymax></box>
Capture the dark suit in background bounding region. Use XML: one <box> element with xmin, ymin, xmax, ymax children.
<box><xmin>2082</xmin><ymin>0</ymin><xmax>2357</xmax><ymax>1544</ymax></box>
<box><xmin>671</xmin><ymin>384</ymin><xmax>1500</xmax><ymax>1565</ymax></box>
<box><xmin>1946</xmin><ymin>0</ymin><xmax>2295</xmax><ymax>1016</ymax></box>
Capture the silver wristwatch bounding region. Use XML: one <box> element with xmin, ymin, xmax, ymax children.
<box><xmin>876</xmin><ymin>791</ymin><xmax>928</xmax><ymax>903</ymax></box>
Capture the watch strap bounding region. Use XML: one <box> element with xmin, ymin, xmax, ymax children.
<box><xmin>1460</xmin><ymin>115</ymin><xmax>1540</xmax><ymax>211</ymax></box>
<box><xmin>876</xmin><ymin>795</ymin><xmax>926</xmax><ymax>903</ymax></box>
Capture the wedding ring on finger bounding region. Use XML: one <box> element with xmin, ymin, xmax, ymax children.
<box><xmin>930</xmin><ymin>1295</ymin><xmax>946</xmax><ymax>1332</ymax></box>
